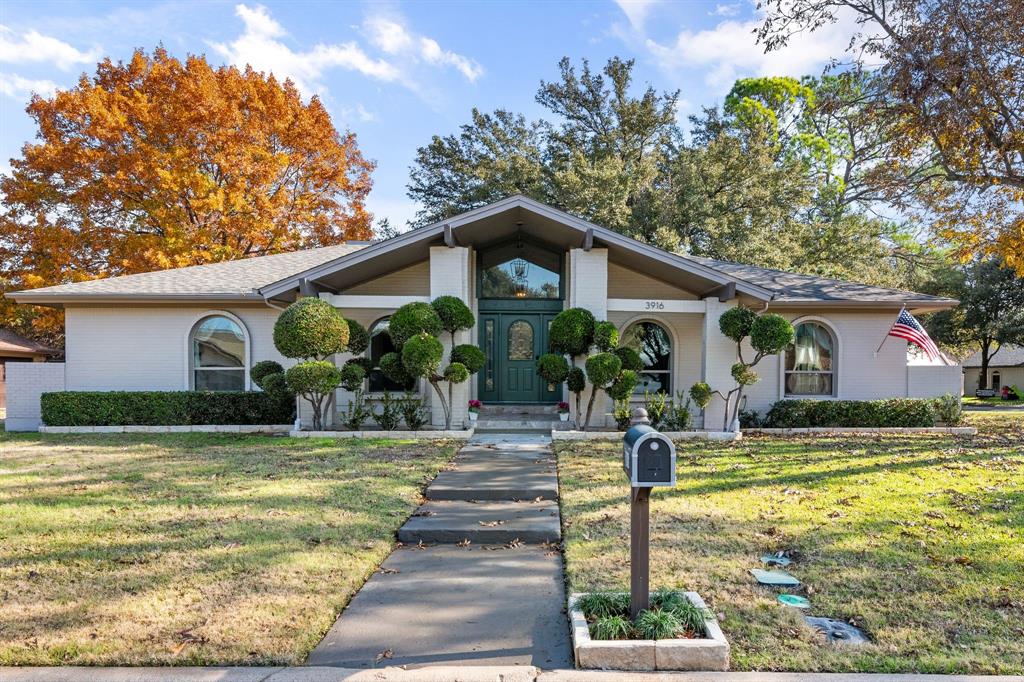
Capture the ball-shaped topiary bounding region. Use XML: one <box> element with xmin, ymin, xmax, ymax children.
<box><xmin>585</xmin><ymin>352</ymin><xmax>623</xmax><ymax>388</ymax></box>
<box><xmin>689</xmin><ymin>382</ymin><xmax>713</xmax><ymax>410</ymax></box>
<box><xmin>607</xmin><ymin>370</ymin><xmax>639</xmax><ymax>401</ymax></box>
<box><xmin>613</xmin><ymin>346</ymin><xmax>643</xmax><ymax>372</ymax></box>
<box><xmin>339</xmin><ymin>361</ymin><xmax>366</xmax><ymax>392</ymax></box>
<box><xmin>274</xmin><ymin>297</ymin><xmax>349</xmax><ymax>360</ymax></box>
<box><xmin>567</xmin><ymin>366</ymin><xmax>586</xmax><ymax>393</ymax></box>
<box><xmin>260</xmin><ymin>371</ymin><xmax>293</xmax><ymax>399</ymax></box>
<box><xmin>345</xmin><ymin>319</ymin><xmax>370</xmax><ymax>356</ymax></box>
<box><xmin>750</xmin><ymin>314</ymin><xmax>795</xmax><ymax>355</ymax></box>
<box><xmin>389</xmin><ymin>302</ymin><xmax>442</xmax><ymax>348</ymax></box>
<box><xmin>285</xmin><ymin>360</ymin><xmax>343</xmax><ymax>396</ymax></box>
<box><xmin>549</xmin><ymin>308</ymin><xmax>596</xmax><ymax>356</ymax></box>
<box><xmin>401</xmin><ymin>333</ymin><xmax>444</xmax><ymax>379</ymax></box>
<box><xmin>443</xmin><ymin>362</ymin><xmax>470</xmax><ymax>384</ymax></box>
<box><xmin>593</xmin><ymin>321</ymin><xmax>619</xmax><ymax>352</ymax></box>
<box><xmin>432</xmin><ymin>296</ymin><xmax>475</xmax><ymax>333</ymax></box>
<box><xmin>536</xmin><ymin>353</ymin><xmax>570</xmax><ymax>383</ymax></box>
<box><xmin>345</xmin><ymin>356</ymin><xmax>374</xmax><ymax>374</ymax></box>
<box><xmin>451</xmin><ymin>344</ymin><xmax>486</xmax><ymax>373</ymax></box>
<box><xmin>380</xmin><ymin>352</ymin><xmax>413</xmax><ymax>386</ymax></box>
<box><xmin>731</xmin><ymin>362</ymin><xmax>759</xmax><ymax>386</ymax></box>
<box><xmin>251</xmin><ymin>360</ymin><xmax>285</xmax><ymax>389</ymax></box>
<box><xmin>718</xmin><ymin>306</ymin><xmax>757</xmax><ymax>343</ymax></box>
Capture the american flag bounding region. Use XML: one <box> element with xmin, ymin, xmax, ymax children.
<box><xmin>888</xmin><ymin>309</ymin><xmax>941</xmax><ymax>361</ymax></box>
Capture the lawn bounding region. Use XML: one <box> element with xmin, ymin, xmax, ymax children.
<box><xmin>963</xmin><ymin>396</ymin><xmax>1021</xmax><ymax>407</ymax></box>
<box><xmin>0</xmin><ymin>432</ymin><xmax>457</xmax><ymax>666</ymax></box>
<box><xmin>556</xmin><ymin>410</ymin><xmax>1023</xmax><ymax>674</ymax></box>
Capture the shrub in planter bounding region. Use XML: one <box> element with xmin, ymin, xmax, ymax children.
<box><xmin>763</xmin><ymin>398</ymin><xmax>937</xmax><ymax>428</ymax></box>
<box><xmin>371</xmin><ymin>391</ymin><xmax>401</xmax><ymax>430</ymax></box>
<box><xmin>343</xmin><ymin>389</ymin><xmax>372</xmax><ymax>430</ymax></box>
<box><xmin>400</xmin><ymin>391</ymin><xmax>429</xmax><ymax>430</ymax></box>
<box><xmin>643</xmin><ymin>390</ymin><xmax>668</xmax><ymax>429</ymax></box>
<box><xmin>613</xmin><ymin>398</ymin><xmax>632</xmax><ymax>431</ymax></box>
<box><xmin>933</xmin><ymin>393</ymin><xmax>964</xmax><ymax>425</ymax></box>
<box><xmin>40</xmin><ymin>390</ymin><xmax>294</xmax><ymax>426</ymax></box>
<box><xmin>663</xmin><ymin>392</ymin><xmax>693</xmax><ymax>431</ymax></box>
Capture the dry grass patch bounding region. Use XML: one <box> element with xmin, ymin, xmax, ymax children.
<box><xmin>0</xmin><ymin>432</ymin><xmax>456</xmax><ymax>665</ymax></box>
<box><xmin>556</xmin><ymin>412</ymin><xmax>1023</xmax><ymax>673</ymax></box>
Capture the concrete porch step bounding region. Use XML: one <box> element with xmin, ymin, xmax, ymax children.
<box><xmin>478</xmin><ymin>405</ymin><xmax>559</xmax><ymax>418</ymax></box>
<box><xmin>398</xmin><ymin>499</ymin><xmax>561</xmax><ymax>544</ymax></box>
<box><xmin>426</xmin><ymin>451</ymin><xmax>559</xmax><ymax>501</ymax></box>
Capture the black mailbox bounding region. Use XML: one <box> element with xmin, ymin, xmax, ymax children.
<box><xmin>623</xmin><ymin>424</ymin><xmax>676</xmax><ymax>487</ymax></box>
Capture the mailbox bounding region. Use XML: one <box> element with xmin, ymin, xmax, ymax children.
<box><xmin>623</xmin><ymin>424</ymin><xmax>676</xmax><ymax>487</ymax></box>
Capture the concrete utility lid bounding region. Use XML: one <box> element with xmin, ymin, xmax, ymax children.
<box><xmin>805</xmin><ymin>617</ymin><xmax>869</xmax><ymax>646</ymax></box>
<box><xmin>750</xmin><ymin>569</ymin><xmax>801</xmax><ymax>586</ymax></box>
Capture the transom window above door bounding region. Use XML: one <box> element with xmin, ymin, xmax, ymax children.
<box><xmin>478</xmin><ymin>237</ymin><xmax>562</xmax><ymax>300</ymax></box>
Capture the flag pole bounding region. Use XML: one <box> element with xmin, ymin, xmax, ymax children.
<box><xmin>874</xmin><ymin>306</ymin><xmax>905</xmax><ymax>357</ymax></box>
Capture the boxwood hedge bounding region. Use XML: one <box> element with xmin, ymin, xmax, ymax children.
<box><xmin>763</xmin><ymin>398</ymin><xmax>937</xmax><ymax>428</ymax></box>
<box><xmin>40</xmin><ymin>391</ymin><xmax>295</xmax><ymax>426</ymax></box>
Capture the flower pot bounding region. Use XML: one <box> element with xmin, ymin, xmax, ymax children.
<box><xmin>559</xmin><ymin>413</ymin><xmax>570</xmax><ymax>422</ymax></box>
<box><xmin>468</xmin><ymin>412</ymin><xmax>478</xmax><ymax>422</ymax></box>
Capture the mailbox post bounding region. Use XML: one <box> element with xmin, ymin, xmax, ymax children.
<box><xmin>623</xmin><ymin>408</ymin><xmax>676</xmax><ymax>619</ymax></box>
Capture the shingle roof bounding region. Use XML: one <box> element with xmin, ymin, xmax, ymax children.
<box><xmin>0</xmin><ymin>328</ymin><xmax>55</xmax><ymax>355</ymax></box>
<box><xmin>962</xmin><ymin>344</ymin><xmax>1024</xmax><ymax>368</ymax></box>
<box><xmin>684</xmin><ymin>255</ymin><xmax>956</xmax><ymax>305</ymax></box>
<box><xmin>10</xmin><ymin>244</ymin><xmax>367</xmax><ymax>301</ymax></box>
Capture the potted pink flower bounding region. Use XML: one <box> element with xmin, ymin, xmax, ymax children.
<box><xmin>557</xmin><ymin>401</ymin><xmax>570</xmax><ymax>422</ymax></box>
<box><xmin>467</xmin><ymin>399</ymin><xmax>483</xmax><ymax>422</ymax></box>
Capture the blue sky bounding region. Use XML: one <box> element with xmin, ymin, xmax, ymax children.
<box><xmin>0</xmin><ymin>0</ymin><xmax>855</xmax><ymax>229</ymax></box>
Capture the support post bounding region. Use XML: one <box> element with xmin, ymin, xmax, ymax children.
<box><xmin>630</xmin><ymin>486</ymin><xmax>652</xmax><ymax>619</ymax></box>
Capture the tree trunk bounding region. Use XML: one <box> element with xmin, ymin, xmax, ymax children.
<box><xmin>583</xmin><ymin>387</ymin><xmax>600</xmax><ymax>431</ymax></box>
<box><xmin>431</xmin><ymin>380</ymin><xmax>451</xmax><ymax>430</ymax></box>
<box><xmin>978</xmin><ymin>338</ymin><xmax>995</xmax><ymax>391</ymax></box>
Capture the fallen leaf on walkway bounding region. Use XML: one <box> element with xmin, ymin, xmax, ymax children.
<box><xmin>457</xmin><ymin>538</ymin><xmax>471</xmax><ymax>547</ymax></box>
<box><xmin>375</xmin><ymin>648</ymin><xmax>393</xmax><ymax>663</ymax></box>
<box><xmin>412</xmin><ymin>510</ymin><xmax>436</xmax><ymax>517</ymax></box>
<box><xmin>506</xmin><ymin>538</ymin><xmax>523</xmax><ymax>548</ymax></box>
<box><xmin>478</xmin><ymin>520</ymin><xmax>505</xmax><ymax>527</ymax></box>
<box><xmin>379</xmin><ymin>568</ymin><xmax>400</xmax><ymax>574</ymax></box>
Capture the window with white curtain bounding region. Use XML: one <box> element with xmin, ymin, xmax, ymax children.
<box><xmin>191</xmin><ymin>315</ymin><xmax>246</xmax><ymax>391</ymax></box>
<box><xmin>784</xmin><ymin>321</ymin><xmax>835</xmax><ymax>396</ymax></box>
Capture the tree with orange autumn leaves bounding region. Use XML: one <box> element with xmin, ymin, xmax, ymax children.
<box><xmin>1</xmin><ymin>48</ymin><xmax>374</xmax><ymax>346</ymax></box>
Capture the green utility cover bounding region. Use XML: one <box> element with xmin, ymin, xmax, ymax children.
<box><xmin>778</xmin><ymin>594</ymin><xmax>811</xmax><ymax>608</ymax></box>
<box><xmin>750</xmin><ymin>568</ymin><xmax>801</xmax><ymax>586</ymax></box>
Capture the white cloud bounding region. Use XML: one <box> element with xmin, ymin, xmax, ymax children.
<box><xmin>0</xmin><ymin>72</ymin><xmax>58</xmax><ymax>100</ymax></box>
<box><xmin>340</xmin><ymin>103</ymin><xmax>377</xmax><ymax>124</ymax></box>
<box><xmin>644</xmin><ymin>11</ymin><xmax>856</xmax><ymax>93</ymax></box>
<box><xmin>210</xmin><ymin>4</ymin><xmax>401</xmax><ymax>97</ymax></box>
<box><xmin>363</xmin><ymin>15</ymin><xmax>483</xmax><ymax>82</ymax></box>
<box><xmin>0</xmin><ymin>25</ymin><xmax>99</xmax><ymax>71</ymax></box>
<box><xmin>710</xmin><ymin>3</ymin><xmax>741</xmax><ymax>16</ymax></box>
<box><xmin>613</xmin><ymin>0</ymin><xmax>658</xmax><ymax>31</ymax></box>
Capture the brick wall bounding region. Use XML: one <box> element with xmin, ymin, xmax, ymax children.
<box><xmin>5</xmin><ymin>362</ymin><xmax>65</xmax><ymax>431</ymax></box>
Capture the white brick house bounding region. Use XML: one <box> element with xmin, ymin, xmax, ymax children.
<box><xmin>6</xmin><ymin>196</ymin><xmax>961</xmax><ymax>431</ymax></box>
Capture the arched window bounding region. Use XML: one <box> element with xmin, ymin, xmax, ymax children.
<box><xmin>367</xmin><ymin>318</ymin><xmax>416</xmax><ymax>393</ymax></box>
<box><xmin>785</xmin><ymin>321</ymin><xmax>835</xmax><ymax>396</ymax></box>
<box><xmin>191</xmin><ymin>315</ymin><xmax>246</xmax><ymax>391</ymax></box>
<box><xmin>623</xmin><ymin>321</ymin><xmax>672</xmax><ymax>395</ymax></box>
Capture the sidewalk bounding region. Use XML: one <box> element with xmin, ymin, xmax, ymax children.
<box><xmin>3</xmin><ymin>666</ymin><xmax>1020</xmax><ymax>681</ymax></box>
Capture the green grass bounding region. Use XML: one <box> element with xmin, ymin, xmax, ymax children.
<box><xmin>556</xmin><ymin>410</ymin><xmax>1023</xmax><ymax>673</ymax></box>
<box><xmin>0</xmin><ymin>432</ymin><xmax>456</xmax><ymax>666</ymax></box>
<box><xmin>963</xmin><ymin>395</ymin><xmax>1021</xmax><ymax>407</ymax></box>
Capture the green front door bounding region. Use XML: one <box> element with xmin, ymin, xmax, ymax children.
<box><xmin>479</xmin><ymin>312</ymin><xmax>560</xmax><ymax>404</ymax></box>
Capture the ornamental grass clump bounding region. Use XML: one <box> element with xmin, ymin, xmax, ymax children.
<box><xmin>579</xmin><ymin>590</ymin><xmax>708</xmax><ymax>641</ymax></box>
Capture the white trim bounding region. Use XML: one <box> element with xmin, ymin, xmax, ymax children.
<box><xmin>779</xmin><ymin>315</ymin><xmax>840</xmax><ymax>400</ymax></box>
<box><xmin>608</xmin><ymin>298</ymin><xmax>707</xmax><ymax>314</ymax></box>
<box><xmin>184</xmin><ymin>310</ymin><xmax>252</xmax><ymax>391</ymax></box>
<box><xmin>320</xmin><ymin>293</ymin><xmax>430</xmax><ymax>308</ymax></box>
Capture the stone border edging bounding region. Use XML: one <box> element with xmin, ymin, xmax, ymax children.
<box><xmin>40</xmin><ymin>424</ymin><xmax>293</xmax><ymax>434</ymax></box>
<box><xmin>569</xmin><ymin>592</ymin><xmax>729</xmax><ymax>671</ymax></box>
<box><xmin>745</xmin><ymin>426</ymin><xmax>977</xmax><ymax>435</ymax></box>
<box><xmin>289</xmin><ymin>429</ymin><xmax>475</xmax><ymax>439</ymax></box>
<box><xmin>552</xmin><ymin>430</ymin><xmax>741</xmax><ymax>441</ymax></box>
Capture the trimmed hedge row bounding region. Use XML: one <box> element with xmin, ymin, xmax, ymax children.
<box><xmin>763</xmin><ymin>398</ymin><xmax>937</xmax><ymax>428</ymax></box>
<box><xmin>41</xmin><ymin>391</ymin><xmax>295</xmax><ymax>426</ymax></box>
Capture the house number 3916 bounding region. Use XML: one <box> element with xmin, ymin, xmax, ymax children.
<box><xmin>644</xmin><ymin>300</ymin><xmax>665</xmax><ymax>310</ymax></box>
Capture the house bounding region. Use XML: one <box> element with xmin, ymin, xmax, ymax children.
<box><xmin>962</xmin><ymin>344</ymin><xmax>1024</xmax><ymax>395</ymax></box>
<box><xmin>0</xmin><ymin>328</ymin><xmax>55</xmax><ymax>416</ymax></box>
<box><xmin>5</xmin><ymin>196</ymin><xmax>961</xmax><ymax>431</ymax></box>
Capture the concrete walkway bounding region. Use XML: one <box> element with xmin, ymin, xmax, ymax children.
<box><xmin>4</xmin><ymin>667</ymin><xmax>1020</xmax><ymax>681</ymax></box>
<box><xmin>306</xmin><ymin>434</ymin><xmax>573</xmax><ymax>669</ymax></box>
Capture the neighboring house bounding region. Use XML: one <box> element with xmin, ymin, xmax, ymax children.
<box><xmin>0</xmin><ymin>329</ymin><xmax>55</xmax><ymax>414</ymax></box>
<box><xmin>5</xmin><ymin>196</ymin><xmax>961</xmax><ymax>431</ymax></box>
<box><xmin>962</xmin><ymin>344</ymin><xmax>1024</xmax><ymax>394</ymax></box>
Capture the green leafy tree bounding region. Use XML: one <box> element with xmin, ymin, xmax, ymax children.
<box><xmin>272</xmin><ymin>298</ymin><xmax>354</xmax><ymax>430</ymax></box>
<box><xmin>925</xmin><ymin>258</ymin><xmax>1024</xmax><ymax>390</ymax></box>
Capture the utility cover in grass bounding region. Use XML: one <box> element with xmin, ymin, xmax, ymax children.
<box><xmin>805</xmin><ymin>617</ymin><xmax>869</xmax><ymax>646</ymax></box>
<box><xmin>750</xmin><ymin>568</ymin><xmax>801</xmax><ymax>586</ymax></box>
<box><xmin>761</xmin><ymin>553</ymin><xmax>792</xmax><ymax>567</ymax></box>
<box><xmin>778</xmin><ymin>594</ymin><xmax>810</xmax><ymax>609</ymax></box>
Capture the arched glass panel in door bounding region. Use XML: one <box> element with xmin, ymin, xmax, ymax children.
<box><xmin>508</xmin><ymin>320</ymin><xmax>534</xmax><ymax>360</ymax></box>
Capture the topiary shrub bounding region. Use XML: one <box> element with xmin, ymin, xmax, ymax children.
<box><xmin>339</xmin><ymin>361</ymin><xmax>366</xmax><ymax>392</ymax></box>
<box><xmin>250</xmin><ymin>360</ymin><xmax>285</xmax><ymax>389</ymax></box>
<box><xmin>273</xmin><ymin>297</ymin><xmax>349</xmax><ymax>360</ymax></box>
<box><xmin>537</xmin><ymin>353</ymin><xmax>570</xmax><ymax>383</ymax></box>
<box><xmin>401</xmin><ymin>333</ymin><xmax>444</xmax><ymax>377</ymax></box>
<box><xmin>451</xmin><ymin>344</ymin><xmax>486</xmax><ymax>373</ymax></box>
<box><xmin>549</xmin><ymin>308</ymin><xmax>596</xmax><ymax>356</ymax></box>
<box><xmin>607</xmin><ymin>370</ymin><xmax>639</xmax><ymax>401</ymax></box>
<box><xmin>259</xmin><ymin>372</ymin><xmax>293</xmax><ymax>402</ymax></box>
<box><xmin>380</xmin><ymin>351</ymin><xmax>413</xmax><ymax>386</ymax></box>
<box><xmin>345</xmin><ymin>319</ymin><xmax>370</xmax><ymax>356</ymax></box>
<box><xmin>388</xmin><ymin>302</ymin><xmax>442</xmax><ymax>347</ymax></box>
<box><xmin>582</xmin><ymin>352</ymin><xmax>623</xmax><ymax>428</ymax></box>
<box><xmin>345</xmin><ymin>356</ymin><xmax>374</xmax><ymax>374</ymax></box>
<box><xmin>613</xmin><ymin>346</ymin><xmax>643</xmax><ymax>372</ymax></box>
<box><xmin>567</xmin><ymin>367</ymin><xmax>586</xmax><ymax>393</ymax></box>
<box><xmin>594</xmin><ymin>321</ymin><xmax>619</xmax><ymax>353</ymax></box>
<box><xmin>286</xmin><ymin>360</ymin><xmax>343</xmax><ymax>430</ymax></box>
<box><xmin>432</xmin><ymin>296</ymin><xmax>475</xmax><ymax>334</ymax></box>
<box><xmin>731</xmin><ymin>362</ymin><xmax>759</xmax><ymax>386</ymax></box>
<box><xmin>443</xmin><ymin>362</ymin><xmax>469</xmax><ymax>383</ymax></box>
<box><xmin>719</xmin><ymin>306</ymin><xmax>757</xmax><ymax>342</ymax></box>
<box><xmin>750</xmin><ymin>314</ymin><xmax>795</xmax><ymax>354</ymax></box>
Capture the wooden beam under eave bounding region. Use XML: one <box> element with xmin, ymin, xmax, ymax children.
<box><xmin>582</xmin><ymin>227</ymin><xmax>593</xmax><ymax>251</ymax></box>
<box><xmin>443</xmin><ymin>224</ymin><xmax>457</xmax><ymax>248</ymax></box>
<box><xmin>700</xmin><ymin>281</ymin><xmax>736</xmax><ymax>302</ymax></box>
